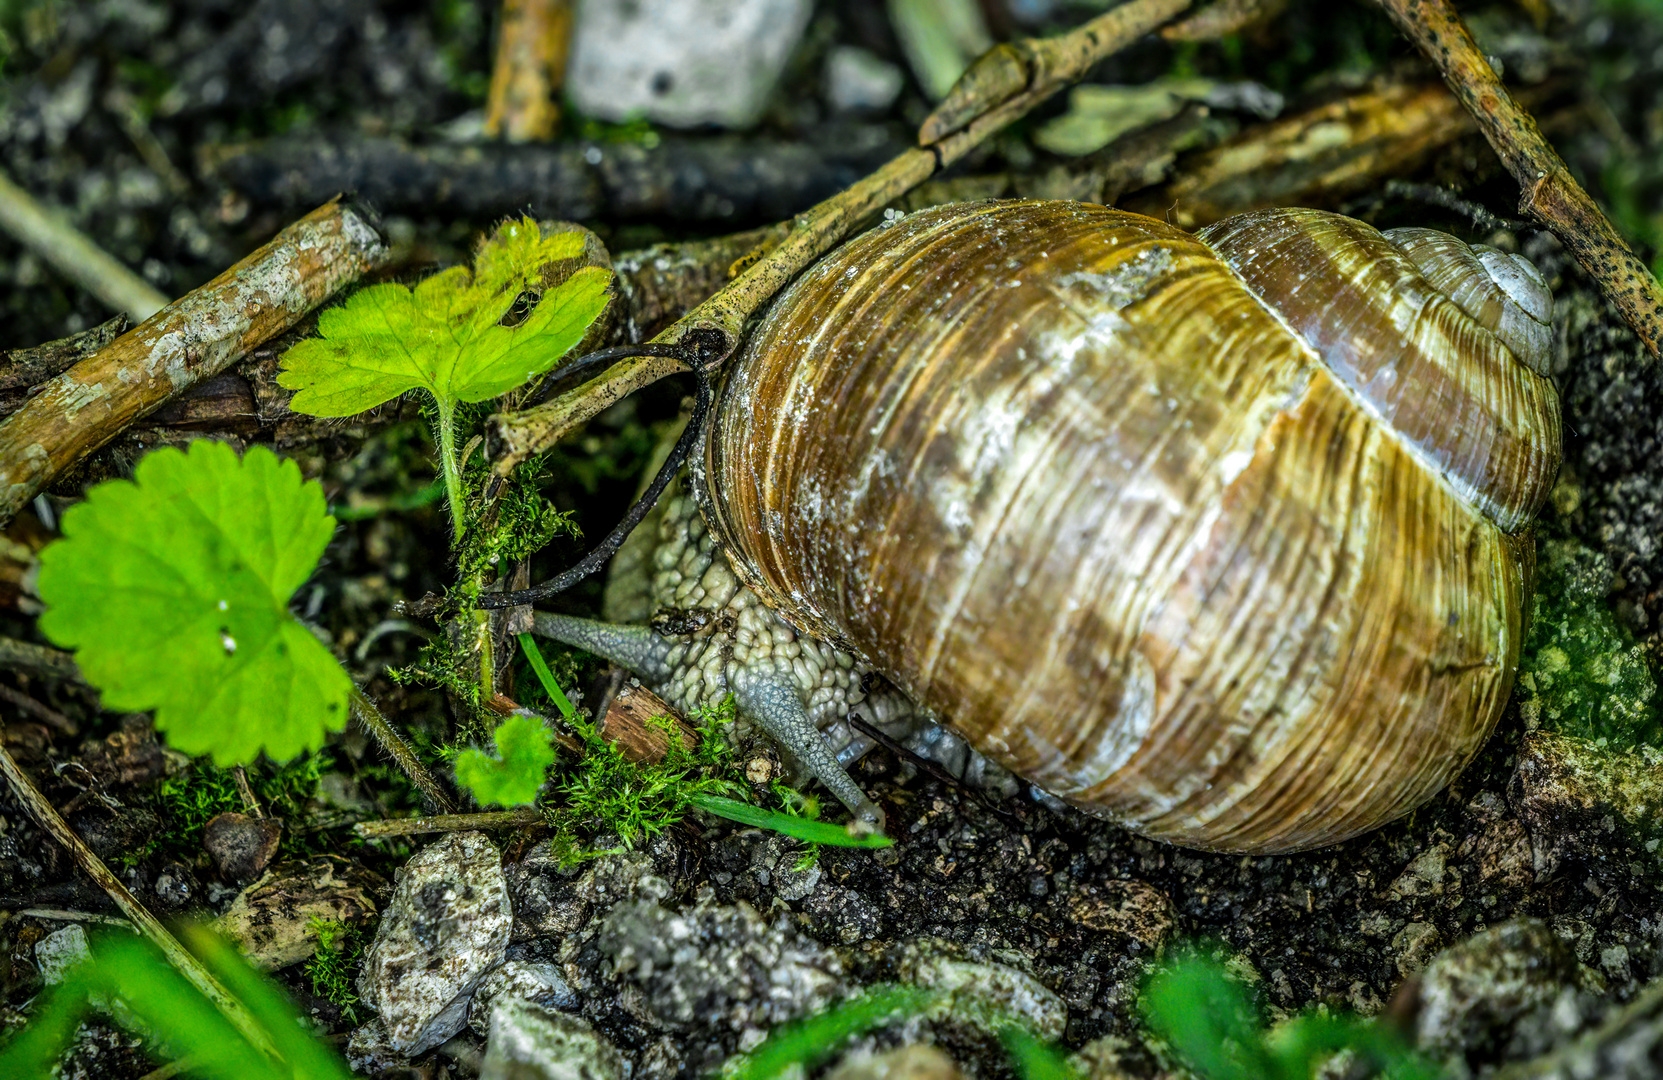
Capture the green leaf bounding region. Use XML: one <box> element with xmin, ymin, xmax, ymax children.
<box><xmin>455</xmin><ymin>713</ymin><xmax>557</xmax><ymax>807</ymax></box>
<box><xmin>277</xmin><ymin>218</ymin><xmax>613</xmax><ymax>417</ymax></box>
<box><xmin>1140</xmin><ymin>952</ymin><xmax>1274</xmax><ymax>1080</ymax></box>
<box><xmin>36</xmin><ymin>441</ymin><xmax>350</xmax><ymax>764</ymax></box>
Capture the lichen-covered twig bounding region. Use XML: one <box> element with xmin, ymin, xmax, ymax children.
<box><xmin>0</xmin><ymin>167</ymin><xmax>169</xmax><ymax>323</ymax></box>
<box><xmin>490</xmin><ymin>0</ymin><xmax>1194</xmax><ymax>474</ymax></box>
<box><xmin>0</xmin><ymin>739</ymin><xmax>279</xmax><ymax>1061</ymax></box>
<box><xmin>0</xmin><ymin>197</ymin><xmax>389</xmax><ymax>525</ymax></box>
<box><xmin>1373</xmin><ymin>0</ymin><xmax>1663</xmax><ymax>359</ymax></box>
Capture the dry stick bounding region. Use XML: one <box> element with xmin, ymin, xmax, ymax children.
<box><xmin>1372</xmin><ymin>0</ymin><xmax>1663</xmax><ymax>359</ymax></box>
<box><xmin>354</xmin><ymin>808</ymin><xmax>540</xmax><ymax>838</ymax></box>
<box><xmin>349</xmin><ymin>687</ymin><xmax>456</xmax><ymax>815</ymax></box>
<box><xmin>491</xmin><ymin>0</ymin><xmax>1194</xmax><ymax>474</ymax></box>
<box><xmin>484</xmin><ymin>0</ymin><xmax>572</xmax><ymax>142</ymax></box>
<box><xmin>0</xmin><ymin>740</ymin><xmax>281</xmax><ymax>1062</ymax></box>
<box><xmin>0</xmin><ymin>167</ymin><xmax>170</xmax><ymax>323</ymax></box>
<box><xmin>0</xmin><ymin>197</ymin><xmax>389</xmax><ymax>526</ymax></box>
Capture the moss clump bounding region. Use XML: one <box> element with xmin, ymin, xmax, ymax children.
<box><xmin>1517</xmin><ymin>533</ymin><xmax>1661</xmax><ymax>749</ymax></box>
<box><xmin>304</xmin><ymin>917</ymin><xmax>366</xmax><ymax>1024</ymax></box>
<box><xmin>544</xmin><ymin>696</ymin><xmax>747</xmax><ymax>866</ymax></box>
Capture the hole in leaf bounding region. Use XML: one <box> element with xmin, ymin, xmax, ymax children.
<box><xmin>498</xmin><ymin>289</ymin><xmax>542</xmax><ymax>328</ymax></box>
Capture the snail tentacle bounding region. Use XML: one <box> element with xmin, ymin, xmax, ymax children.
<box><xmin>728</xmin><ymin>665</ymin><xmax>886</xmax><ymax>829</ymax></box>
<box><xmin>529</xmin><ymin>612</ymin><xmax>674</xmax><ymax>683</ymax></box>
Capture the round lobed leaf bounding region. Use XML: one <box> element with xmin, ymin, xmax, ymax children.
<box><xmin>36</xmin><ymin>441</ymin><xmax>350</xmax><ymax>764</ymax></box>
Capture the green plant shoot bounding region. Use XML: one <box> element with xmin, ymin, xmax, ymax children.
<box><xmin>277</xmin><ymin>217</ymin><xmax>612</xmax><ymax>541</ymax></box>
<box><xmin>1140</xmin><ymin>950</ymin><xmax>1442</xmax><ymax>1080</ymax></box>
<box><xmin>0</xmin><ymin>924</ymin><xmax>354</xmax><ymax>1080</ymax></box>
<box><xmin>454</xmin><ymin>712</ymin><xmax>558</xmax><ymax>806</ymax></box>
<box><xmin>36</xmin><ymin>441</ymin><xmax>350</xmax><ymax>765</ymax></box>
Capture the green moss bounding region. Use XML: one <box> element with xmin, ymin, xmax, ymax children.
<box><xmin>1517</xmin><ymin>533</ymin><xmax>1662</xmax><ymax>748</ymax></box>
<box><xmin>543</xmin><ymin>696</ymin><xmax>748</xmax><ymax>866</ymax></box>
<box><xmin>303</xmin><ymin>917</ymin><xmax>365</xmax><ymax>1024</ymax></box>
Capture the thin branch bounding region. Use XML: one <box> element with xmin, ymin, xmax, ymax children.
<box><xmin>1372</xmin><ymin>0</ymin><xmax>1663</xmax><ymax>359</ymax></box>
<box><xmin>490</xmin><ymin>0</ymin><xmax>1194</xmax><ymax>474</ymax></box>
<box><xmin>354</xmin><ymin>808</ymin><xmax>540</xmax><ymax>838</ymax></box>
<box><xmin>0</xmin><ymin>197</ymin><xmax>389</xmax><ymax>526</ymax></box>
<box><xmin>0</xmin><ymin>167</ymin><xmax>169</xmax><ymax>322</ymax></box>
<box><xmin>0</xmin><ymin>739</ymin><xmax>280</xmax><ymax>1061</ymax></box>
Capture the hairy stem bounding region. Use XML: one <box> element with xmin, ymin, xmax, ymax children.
<box><xmin>431</xmin><ymin>396</ymin><xmax>466</xmax><ymax>547</ymax></box>
<box><xmin>349</xmin><ymin>687</ymin><xmax>456</xmax><ymax>815</ymax></box>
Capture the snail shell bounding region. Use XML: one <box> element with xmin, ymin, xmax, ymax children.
<box><xmin>694</xmin><ymin>199</ymin><xmax>1559</xmax><ymax>854</ymax></box>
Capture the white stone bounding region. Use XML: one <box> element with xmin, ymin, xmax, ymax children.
<box><xmin>357</xmin><ymin>832</ymin><xmax>513</xmax><ymax>1055</ymax></box>
<box><xmin>566</xmin><ymin>0</ymin><xmax>812</xmax><ymax>128</ymax></box>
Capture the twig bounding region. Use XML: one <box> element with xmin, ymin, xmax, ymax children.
<box><xmin>0</xmin><ymin>167</ymin><xmax>169</xmax><ymax>323</ymax></box>
<box><xmin>354</xmin><ymin>808</ymin><xmax>540</xmax><ymax>838</ymax></box>
<box><xmin>0</xmin><ymin>637</ymin><xmax>81</xmax><ymax>683</ymax></box>
<box><xmin>484</xmin><ymin>0</ymin><xmax>572</xmax><ymax>141</ymax></box>
<box><xmin>231</xmin><ymin>766</ymin><xmax>262</xmax><ymax>818</ymax></box>
<box><xmin>0</xmin><ymin>197</ymin><xmax>389</xmax><ymax>526</ymax></box>
<box><xmin>16</xmin><ymin>907</ymin><xmax>135</xmax><ymax>926</ymax></box>
<box><xmin>491</xmin><ymin>0</ymin><xmax>1194</xmax><ymax>473</ymax></box>
<box><xmin>0</xmin><ymin>682</ymin><xmax>78</xmax><ymax>735</ymax></box>
<box><xmin>0</xmin><ymin>739</ymin><xmax>280</xmax><ymax>1061</ymax></box>
<box><xmin>348</xmin><ymin>687</ymin><xmax>456</xmax><ymax>816</ymax></box>
<box><xmin>1372</xmin><ymin>0</ymin><xmax>1663</xmax><ymax>358</ymax></box>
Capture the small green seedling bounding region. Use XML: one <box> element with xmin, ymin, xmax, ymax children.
<box><xmin>0</xmin><ymin>924</ymin><xmax>354</xmax><ymax>1080</ymax></box>
<box><xmin>454</xmin><ymin>712</ymin><xmax>558</xmax><ymax>807</ymax></box>
<box><xmin>36</xmin><ymin>441</ymin><xmax>349</xmax><ymax>765</ymax></box>
<box><xmin>278</xmin><ymin>217</ymin><xmax>611</xmax><ymax>541</ymax></box>
<box><xmin>1140</xmin><ymin>949</ymin><xmax>1441</xmax><ymax>1080</ymax></box>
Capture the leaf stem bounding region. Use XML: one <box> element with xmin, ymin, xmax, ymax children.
<box><xmin>431</xmin><ymin>397</ymin><xmax>466</xmax><ymax>547</ymax></box>
<box><xmin>348</xmin><ymin>687</ymin><xmax>456</xmax><ymax>815</ymax></box>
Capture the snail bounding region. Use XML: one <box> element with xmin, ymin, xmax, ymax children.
<box><xmin>532</xmin><ymin>199</ymin><xmax>1560</xmax><ymax>855</ymax></box>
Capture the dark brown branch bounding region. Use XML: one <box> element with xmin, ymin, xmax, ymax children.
<box><xmin>1372</xmin><ymin>0</ymin><xmax>1663</xmax><ymax>358</ymax></box>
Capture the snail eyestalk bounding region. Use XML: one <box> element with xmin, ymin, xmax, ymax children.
<box><xmin>481</xmin><ymin>349</ymin><xmax>713</xmax><ymax>609</ymax></box>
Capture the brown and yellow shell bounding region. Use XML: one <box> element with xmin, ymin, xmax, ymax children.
<box><xmin>699</xmin><ymin>199</ymin><xmax>1560</xmax><ymax>854</ymax></box>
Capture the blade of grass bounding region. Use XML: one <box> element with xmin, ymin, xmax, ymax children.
<box><xmin>729</xmin><ymin>985</ymin><xmax>936</xmax><ymax>1080</ymax></box>
<box><xmin>688</xmin><ymin>793</ymin><xmax>892</xmax><ymax>848</ymax></box>
<box><xmin>518</xmin><ymin>632</ymin><xmax>577</xmax><ymax>720</ymax></box>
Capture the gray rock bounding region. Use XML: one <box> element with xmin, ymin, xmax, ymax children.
<box><xmin>566</xmin><ymin>0</ymin><xmax>812</xmax><ymax>129</ymax></box>
<box><xmin>35</xmin><ymin>924</ymin><xmax>91</xmax><ymax>984</ymax></box>
<box><xmin>577</xmin><ymin>889</ymin><xmax>846</xmax><ymax>1040</ymax></box>
<box><xmin>899</xmin><ymin>943</ymin><xmax>1068</xmax><ymax>1041</ymax></box>
<box><xmin>825</xmin><ymin>46</ymin><xmax>905</xmax><ymax>114</ymax></box>
<box><xmin>357</xmin><ymin>831</ymin><xmax>512</xmax><ymax>1055</ymax></box>
<box><xmin>1409</xmin><ymin>919</ymin><xmax>1592</xmax><ymax>1071</ymax></box>
<box><xmin>481</xmin><ymin>998</ymin><xmax>624</xmax><ymax>1080</ymax></box>
<box><xmin>468</xmin><ymin>960</ymin><xmax>580</xmax><ymax>1035</ymax></box>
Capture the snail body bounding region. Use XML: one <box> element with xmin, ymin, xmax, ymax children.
<box><xmin>540</xmin><ymin>199</ymin><xmax>1559</xmax><ymax>855</ymax></box>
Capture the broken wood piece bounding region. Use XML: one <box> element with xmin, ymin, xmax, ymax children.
<box><xmin>598</xmin><ymin>682</ymin><xmax>697</xmax><ymax>765</ymax></box>
<box><xmin>0</xmin><ymin>168</ymin><xmax>169</xmax><ymax>323</ymax></box>
<box><xmin>485</xmin><ymin>0</ymin><xmax>572</xmax><ymax>142</ymax></box>
<box><xmin>1373</xmin><ymin>0</ymin><xmax>1663</xmax><ymax>358</ymax></box>
<box><xmin>0</xmin><ymin>197</ymin><xmax>388</xmax><ymax>525</ymax></box>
